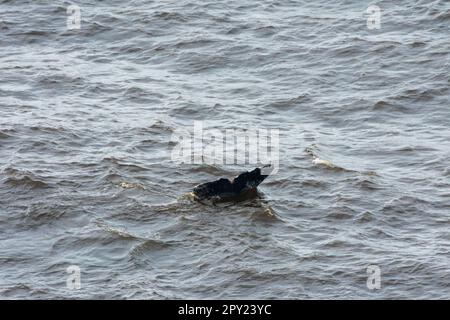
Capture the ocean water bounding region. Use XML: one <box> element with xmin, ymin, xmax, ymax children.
<box><xmin>0</xmin><ymin>0</ymin><xmax>449</xmax><ymax>299</ymax></box>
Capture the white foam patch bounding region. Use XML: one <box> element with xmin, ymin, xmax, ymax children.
<box><xmin>312</xmin><ymin>157</ymin><xmax>336</xmax><ymax>168</ymax></box>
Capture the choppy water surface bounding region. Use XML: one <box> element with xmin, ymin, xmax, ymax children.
<box><xmin>0</xmin><ymin>0</ymin><xmax>449</xmax><ymax>299</ymax></box>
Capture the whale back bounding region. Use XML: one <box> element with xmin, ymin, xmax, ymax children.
<box><xmin>193</xmin><ymin>167</ymin><xmax>269</xmax><ymax>201</ymax></box>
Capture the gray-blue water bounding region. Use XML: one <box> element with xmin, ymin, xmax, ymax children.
<box><xmin>0</xmin><ymin>0</ymin><xmax>449</xmax><ymax>299</ymax></box>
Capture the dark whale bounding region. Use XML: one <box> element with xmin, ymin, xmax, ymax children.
<box><xmin>192</xmin><ymin>166</ymin><xmax>270</xmax><ymax>201</ymax></box>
